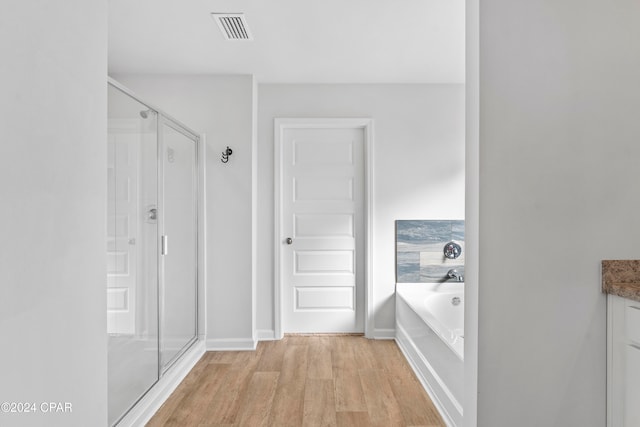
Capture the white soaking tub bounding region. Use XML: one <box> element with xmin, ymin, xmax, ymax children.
<box><xmin>395</xmin><ymin>282</ymin><xmax>464</xmax><ymax>427</ymax></box>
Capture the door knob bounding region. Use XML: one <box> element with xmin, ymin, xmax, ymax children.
<box><xmin>286</xmin><ymin>237</ymin><xmax>293</xmax><ymax>245</ymax></box>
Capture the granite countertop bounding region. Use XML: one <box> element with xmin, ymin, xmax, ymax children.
<box><xmin>602</xmin><ymin>260</ymin><xmax>640</xmax><ymax>302</ymax></box>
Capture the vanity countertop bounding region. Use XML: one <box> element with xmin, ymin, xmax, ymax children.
<box><xmin>602</xmin><ymin>260</ymin><xmax>640</xmax><ymax>302</ymax></box>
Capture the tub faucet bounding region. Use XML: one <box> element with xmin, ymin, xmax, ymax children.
<box><xmin>447</xmin><ymin>269</ymin><xmax>464</xmax><ymax>282</ymax></box>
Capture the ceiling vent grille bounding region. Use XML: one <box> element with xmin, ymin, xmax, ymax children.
<box><xmin>211</xmin><ymin>13</ymin><xmax>253</xmax><ymax>41</ymax></box>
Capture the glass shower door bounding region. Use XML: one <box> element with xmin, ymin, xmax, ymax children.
<box><xmin>107</xmin><ymin>83</ymin><xmax>159</xmax><ymax>426</ymax></box>
<box><xmin>107</xmin><ymin>79</ymin><xmax>200</xmax><ymax>425</ymax></box>
<box><xmin>159</xmin><ymin>119</ymin><xmax>198</xmax><ymax>371</ymax></box>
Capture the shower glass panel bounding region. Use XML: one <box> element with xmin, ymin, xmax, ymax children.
<box><xmin>160</xmin><ymin>120</ymin><xmax>198</xmax><ymax>371</ymax></box>
<box><xmin>107</xmin><ymin>84</ymin><xmax>159</xmax><ymax>426</ymax></box>
<box><xmin>107</xmin><ymin>79</ymin><xmax>200</xmax><ymax>425</ymax></box>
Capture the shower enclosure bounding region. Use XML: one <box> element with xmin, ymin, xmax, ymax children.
<box><xmin>107</xmin><ymin>79</ymin><xmax>199</xmax><ymax>426</ymax></box>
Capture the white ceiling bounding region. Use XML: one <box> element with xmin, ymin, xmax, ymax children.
<box><xmin>108</xmin><ymin>0</ymin><xmax>465</xmax><ymax>84</ymax></box>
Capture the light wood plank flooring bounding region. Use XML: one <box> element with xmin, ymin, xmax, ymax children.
<box><xmin>147</xmin><ymin>335</ymin><xmax>445</xmax><ymax>427</ymax></box>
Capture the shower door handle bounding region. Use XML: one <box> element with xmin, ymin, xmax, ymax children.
<box><xmin>161</xmin><ymin>235</ymin><xmax>168</xmax><ymax>255</ymax></box>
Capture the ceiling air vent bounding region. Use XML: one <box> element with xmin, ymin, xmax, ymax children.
<box><xmin>211</xmin><ymin>13</ymin><xmax>253</xmax><ymax>41</ymax></box>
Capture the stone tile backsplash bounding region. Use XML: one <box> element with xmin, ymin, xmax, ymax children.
<box><xmin>396</xmin><ymin>220</ymin><xmax>465</xmax><ymax>283</ymax></box>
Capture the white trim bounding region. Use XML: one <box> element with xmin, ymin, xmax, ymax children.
<box><xmin>464</xmin><ymin>0</ymin><xmax>480</xmax><ymax>426</ymax></box>
<box><xmin>251</xmin><ymin>76</ymin><xmax>259</xmax><ymax>344</ymax></box>
<box><xmin>206</xmin><ymin>337</ymin><xmax>258</xmax><ymax>351</ymax></box>
<box><xmin>257</xmin><ymin>329</ymin><xmax>276</xmax><ymax>341</ymax></box>
<box><xmin>198</xmin><ymin>134</ymin><xmax>207</xmax><ymax>342</ymax></box>
<box><xmin>273</xmin><ymin>118</ymin><xmax>374</xmax><ymax>339</ymax></box>
<box><xmin>115</xmin><ymin>341</ymin><xmax>206</xmax><ymax>427</ymax></box>
<box><xmin>364</xmin><ymin>121</ymin><xmax>375</xmax><ymax>339</ymax></box>
<box><xmin>395</xmin><ymin>327</ymin><xmax>458</xmax><ymax>427</ymax></box>
<box><xmin>607</xmin><ymin>295</ymin><xmax>615</xmax><ymax>427</ymax></box>
<box><xmin>273</xmin><ymin>119</ymin><xmax>283</xmax><ymax>340</ymax></box>
<box><xmin>372</xmin><ymin>328</ymin><xmax>396</xmax><ymax>340</ymax></box>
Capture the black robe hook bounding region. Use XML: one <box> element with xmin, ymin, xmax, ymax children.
<box><xmin>221</xmin><ymin>146</ymin><xmax>233</xmax><ymax>163</ymax></box>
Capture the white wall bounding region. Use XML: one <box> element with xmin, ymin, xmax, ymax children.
<box><xmin>107</xmin><ymin>80</ymin><xmax>464</xmax><ymax>345</ymax></box>
<box><xmin>111</xmin><ymin>74</ymin><xmax>257</xmax><ymax>348</ymax></box>
<box><xmin>475</xmin><ymin>1</ymin><xmax>640</xmax><ymax>425</ymax></box>
<box><xmin>258</xmin><ymin>84</ymin><xmax>465</xmax><ymax>337</ymax></box>
<box><xmin>0</xmin><ymin>1</ymin><xmax>107</xmax><ymax>426</ymax></box>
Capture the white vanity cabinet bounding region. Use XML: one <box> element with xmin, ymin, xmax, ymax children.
<box><xmin>607</xmin><ymin>294</ymin><xmax>640</xmax><ymax>427</ymax></box>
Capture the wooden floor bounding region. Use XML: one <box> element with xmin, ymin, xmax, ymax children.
<box><xmin>147</xmin><ymin>335</ymin><xmax>445</xmax><ymax>427</ymax></box>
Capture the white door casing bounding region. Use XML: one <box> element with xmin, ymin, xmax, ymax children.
<box><xmin>274</xmin><ymin>118</ymin><xmax>373</xmax><ymax>337</ymax></box>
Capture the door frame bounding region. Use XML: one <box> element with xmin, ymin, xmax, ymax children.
<box><xmin>273</xmin><ymin>118</ymin><xmax>374</xmax><ymax>339</ymax></box>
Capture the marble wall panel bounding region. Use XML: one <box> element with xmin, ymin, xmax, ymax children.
<box><xmin>396</xmin><ymin>220</ymin><xmax>465</xmax><ymax>283</ymax></box>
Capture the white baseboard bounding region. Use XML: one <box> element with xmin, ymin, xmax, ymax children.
<box><xmin>206</xmin><ymin>337</ymin><xmax>257</xmax><ymax>351</ymax></box>
<box><xmin>116</xmin><ymin>340</ymin><xmax>206</xmax><ymax>427</ymax></box>
<box><xmin>372</xmin><ymin>328</ymin><xmax>396</xmax><ymax>339</ymax></box>
<box><xmin>256</xmin><ymin>329</ymin><xmax>276</xmax><ymax>341</ymax></box>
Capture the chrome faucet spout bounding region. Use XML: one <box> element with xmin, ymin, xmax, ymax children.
<box><xmin>447</xmin><ymin>269</ymin><xmax>464</xmax><ymax>282</ymax></box>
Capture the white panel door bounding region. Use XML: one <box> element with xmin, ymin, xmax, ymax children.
<box><xmin>281</xmin><ymin>126</ymin><xmax>365</xmax><ymax>333</ymax></box>
<box><xmin>106</xmin><ymin>132</ymin><xmax>138</xmax><ymax>335</ymax></box>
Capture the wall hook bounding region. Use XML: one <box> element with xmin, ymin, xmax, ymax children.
<box><xmin>221</xmin><ymin>146</ymin><xmax>233</xmax><ymax>163</ymax></box>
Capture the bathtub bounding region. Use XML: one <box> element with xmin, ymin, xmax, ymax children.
<box><xmin>395</xmin><ymin>282</ymin><xmax>464</xmax><ymax>427</ymax></box>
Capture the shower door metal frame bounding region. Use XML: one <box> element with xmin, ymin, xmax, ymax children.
<box><xmin>107</xmin><ymin>78</ymin><xmax>201</xmax><ymax>423</ymax></box>
<box><xmin>157</xmin><ymin>114</ymin><xmax>200</xmax><ymax>374</ymax></box>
